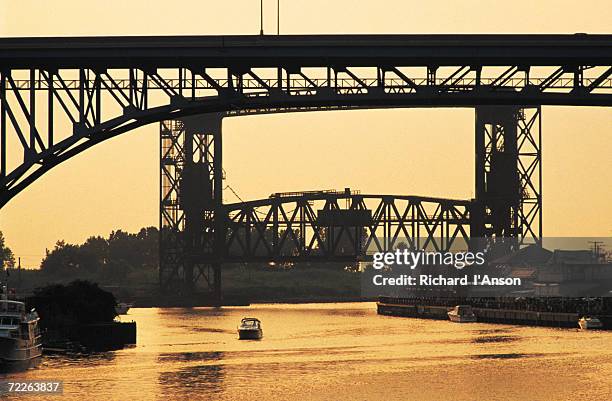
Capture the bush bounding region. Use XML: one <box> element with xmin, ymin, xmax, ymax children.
<box><xmin>28</xmin><ymin>280</ymin><xmax>117</xmax><ymax>329</ymax></box>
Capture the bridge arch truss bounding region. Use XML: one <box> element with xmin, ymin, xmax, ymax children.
<box><xmin>1</xmin><ymin>35</ymin><xmax>611</xmax><ymax>207</ymax></box>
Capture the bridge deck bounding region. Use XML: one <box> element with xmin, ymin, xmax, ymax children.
<box><xmin>1</xmin><ymin>34</ymin><xmax>611</xmax><ymax>68</ymax></box>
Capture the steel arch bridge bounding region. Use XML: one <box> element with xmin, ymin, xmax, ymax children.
<box><xmin>1</xmin><ymin>34</ymin><xmax>612</xmax><ymax>207</ymax></box>
<box><xmin>1</xmin><ymin>34</ymin><xmax>612</xmax><ymax>299</ymax></box>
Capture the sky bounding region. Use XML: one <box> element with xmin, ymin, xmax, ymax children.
<box><xmin>0</xmin><ymin>0</ymin><xmax>611</xmax><ymax>267</ymax></box>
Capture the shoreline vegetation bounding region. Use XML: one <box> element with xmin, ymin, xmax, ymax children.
<box><xmin>2</xmin><ymin>228</ymin><xmax>364</xmax><ymax>307</ymax></box>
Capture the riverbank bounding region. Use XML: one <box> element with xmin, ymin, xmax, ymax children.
<box><xmin>15</xmin><ymin>264</ymin><xmax>363</xmax><ymax>307</ymax></box>
<box><xmin>112</xmin><ymin>264</ymin><xmax>364</xmax><ymax>306</ymax></box>
<box><xmin>127</xmin><ymin>295</ymin><xmax>371</xmax><ymax>307</ymax></box>
<box><xmin>43</xmin><ymin>321</ymin><xmax>137</xmax><ymax>352</ymax></box>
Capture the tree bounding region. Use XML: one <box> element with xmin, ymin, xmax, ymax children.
<box><xmin>40</xmin><ymin>241</ymin><xmax>83</xmax><ymax>274</ymax></box>
<box><xmin>39</xmin><ymin>227</ymin><xmax>159</xmax><ymax>282</ymax></box>
<box><xmin>0</xmin><ymin>231</ymin><xmax>15</xmax><ymax>268</ymax></box>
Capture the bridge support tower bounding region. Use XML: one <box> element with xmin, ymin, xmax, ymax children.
<box><xmin>472</xmin><ymin>106</ymin><xmax>542</xmax><ymax>250</ymax></box>
<box><xmin>160</xmin><ymin>114</ymin><xmax>224</xmax><ymax>301</ymax></box>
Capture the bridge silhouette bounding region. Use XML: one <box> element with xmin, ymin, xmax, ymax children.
<box><xmin>1</xmin><ymin>34</ymin><xmax>611</xmax><ymax>300</ymax></box>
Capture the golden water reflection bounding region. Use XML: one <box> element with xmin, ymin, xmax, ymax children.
<box><xmin>4</xmin><ymin>303</ymin><xmax>612</xmax><ymax>400</ymax></box>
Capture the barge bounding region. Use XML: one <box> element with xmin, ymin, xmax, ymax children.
<box><xmin>377</xmin><ymin>297</ymin><xmax>612</xmax><ymax>329</ymax></box>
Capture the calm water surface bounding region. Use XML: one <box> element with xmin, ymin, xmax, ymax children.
<box><xmin>4</xmin><ymin>302</ymin><xmax>612</xmax><ymax>400</ymax></box>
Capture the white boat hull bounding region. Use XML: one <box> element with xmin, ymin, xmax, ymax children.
<box><xmin>0</xmin><ymin>336</ymin><xmax>42</xmax><ymax>364</ymax></box>
<box><xmin>448</xmin><ymin>312</ymin><xmax>477</xmax><ymax>323</ymax></box>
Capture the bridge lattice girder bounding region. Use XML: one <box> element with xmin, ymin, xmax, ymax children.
<box><xmin>223</xmin><ymin>193</ymin><xmax>471</xmax><ymax>262</ymax></box>
<box><xmin>1</xmin><ymin>35</ymin><xmax>611</xmax><ymax>207</ymax></box>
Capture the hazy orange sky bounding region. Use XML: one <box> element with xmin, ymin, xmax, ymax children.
<box><xmin>0</xmin><ymin>0</ymin><xmax>611</xmax><ymax>266</ymax></box>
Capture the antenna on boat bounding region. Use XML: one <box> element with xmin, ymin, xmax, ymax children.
<box><xmin>1</xmin><ymin>256</ymin><xmax>11</xmax><ymax>300</ymax></box>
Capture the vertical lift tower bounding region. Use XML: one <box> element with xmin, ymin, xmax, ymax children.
<box><xmin>160</xmin><ymin>114</ymin><xmax>224</xmax><ymax>301</ymax></box>
<box><xmin>472</xmin><ymin>106</ymin><xmax>542</xmax><ymax>252</ymax></box>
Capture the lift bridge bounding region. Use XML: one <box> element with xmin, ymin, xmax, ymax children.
<box><xmin>0</xmin><ymin>35</ymin><xmax>611</xmax><ymax>299</ymax></box>
<box><xmin>160</xmin><ymin>106</ymin><xmax>541</xmax><ymax>297</ymax></box>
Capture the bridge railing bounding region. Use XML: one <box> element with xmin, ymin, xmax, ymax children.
<box><xmin>6</xmin><ymin>76</ymin><xmax>612</xmax><ymax>92</ymax></box>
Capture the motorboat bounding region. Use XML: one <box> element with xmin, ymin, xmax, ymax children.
<box><xmin>238</xmin><ymin>317</ymin><xmax>263</xmax><ymax>340</ymax></box>
<box><xmin>0</xmin><ymin>286</ymin><xmax>42</xmax><ymax>367</ymax></box>
<box><xmin>578</xmin><ymin>316</ymin><xmax>603</xmax><ymax>330</ymax></box>
<box><xmin>447</xmin><ymin>305</ymin><xmax>477</xmax><ymax>323</ymax></box>
<box><xmin>115</xmin><ymin>302</ymin><xmax>133</xmax><ymax>315</ymax></box>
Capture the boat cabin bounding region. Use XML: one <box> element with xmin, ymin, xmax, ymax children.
<box><xmin>454</xmin><ymin>305</ymin><xmax>474</xmax><ymax>315</ymax></box>
<box><xmin>0</xmin><ymin>300</ymin><xmax>26</xmax><ymax>314</ymax></box>
<box><xmin>239</xmin><ymin>318</ymin><xmax>261</xmax><ymax>328</ymax></box>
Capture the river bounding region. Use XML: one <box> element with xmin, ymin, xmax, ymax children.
<box><xmin>4</xmin><ymin>302</ymin><xmax>612</xmax><ymax>400</ymax></box>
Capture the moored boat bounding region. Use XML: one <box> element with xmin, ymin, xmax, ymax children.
<box><xmin>447</xmin><ymin>305</ymin><xmax>477</xmax><ymax>323</ymax></box>
<box><xmin>238</xmin><ymin>317</ymin><xmax>263</xmax><ymax>340</ymax></box>
<box><xmin>578</xmin><ymin>316</ymin><xmax>603</xmax><ymax>330</ymax></box>
<box><xmin>0</xmin><ymin>286</ymin><xmax>42</xmax><ymax>368</ymax></box>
